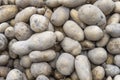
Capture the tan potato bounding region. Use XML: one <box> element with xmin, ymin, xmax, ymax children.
<box><xmin>46</xmin><ymin>0</ymin><xmax>60</xmax><ymax>8</ymax></box>
<box><xmin>5</xmin><ymin>26</ymin><xmax>15</xmax><ymax>38</ymax></box>
<box><xmin>51</xmin><ymin>6</ymin><xmax>69</xmax><ymax>26</ymax></box>
<box><xmin>58</xmin><ymin>0</ymin><xmax>87</xmax><ymax>7</ymax></box>
<box><xmin>94</xmin><ymin>0</ymin><xmax>115</xmax><ymax>15</ymax></box>
<box><xmin>55</xmin><ymin>31</ymin><xmax>64</xmax><ymax>42</ymax></box>
<box><xmin>114</xmin><ymin>1</ymin><xmax>120</xmax><ymax>13</ymax></box>
<box><xmin>78</xmin><ymin>4</ymin><xmax>106</xmax><ymax>28</ymax></box>
<box><xmin>25</xmin><ymin>69</ymin><xmax>34</xmax><ymax>80</ymax></box>
<box><xmin>53</xmin><ymin>70</ymin><xmax>64</xmax><ymax>80</ymax></box>
<box><xmin>0</xmin><ymin>5</ymin><xmax>18</xmax><ymax>23</ymax></box>
<box><xmin>44</xmin><ymin>8</ymin><xmax>53</xmax><ymax>20</ymax></box>
<box><xmin>30</xmin><ymin>0</ymin><xmax>44</xmax><ymax>7</ymax></box>
<box><xmin>15</xmin><ymin>0</ymin><xmax>30</xmax><ymax>8</ymax></box>
<box><xmin>37</xmin><ymin>8</ymin><xmax>45</xmax><ymax>15</ymax></box>
<box><xmin>70</xmin><ymin>72</ymin><xmax>79</xmax><ymax>80</ymax></box>
<box><xmin>0</xmin><ymin>22</ymin><xmax>9</xmax><ymax>33</ymax></box>
<box><xmin>0</xmin><ymin>67</ymin><xmax>10</xmax><ymax>77</ymax></box>
<box><xmin>15</xmin><ymin>7</ymin><xmax>37</xmax><ymax>23</ymax></box>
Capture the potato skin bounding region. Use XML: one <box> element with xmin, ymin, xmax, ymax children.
<box><xmin>78</xmin><ymin>4</ymin><xmax>106</xmax><ymax>27</ymax></box>
<box><xmin>51</xmin><ymin>6</ymin><xmax>69</xmax><ymax>26</ymax></box>
<box><xmin>0</xmin><ymin>5</ymin><xmax>18</xmax><ymax>23</ymax></box>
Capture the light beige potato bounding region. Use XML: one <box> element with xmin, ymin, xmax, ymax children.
<box><xmin>0</xmin><ymin>5</ymin><xmax>18</xmax><ymax>23</ymax></box>
<box><xmin>30</xmin><ymin>62</ymin><xmax>52</xmax><ymax>77</ymax></box>
<box><xmin>92</xmin><ymin>66</ymin><xmax>105</xmax><ymax>80</ymax></box>
<box><xmin>47</xmin><ymin>22</ymin><xmax>54</xmax><ymax>32</ymax></box>
<box><xmin>106</xmin><ymin>23</ymin><xmax>120</xmax><ymax>37</ymax></box>
<box><xmin>70</xmin><ymin>9</ymin><xmax>86</xmax><ymax>29</ymax></box>
<box><xmin>0</xmin><ymin>34</ymin><xmax>8</xmax><ymax>50</ymax></box>
<box><xmin>36</xmin><ymin>75</ymin><xmax>49</xmax><ymax>80</ymax></box>
<box><xmin>114</xmin><ymin>75</ymin><xmax>120</xmax><ymax>80</ymax></box>
<box><xmin>70</xmin><ymin>72</ymin><xmax>79</xmax><ymax>80</ymax></box>
<box><xmin>51</xmin><ymin>6</ymin><xmax>69</xmax><ymax>26</ymax></box>
<box><xmin>46</xmin><ymin>0</ymin><xmax>60</xmax><ymax>8</ymax></box>
<box><xmin>10</xmin><ymin>19</ymin><xmax>15</xmax><ymax>26</ymax></box>
<box><xmin>0</xmin><ymin>67</ymin><xmax>10</xmax><ymax>77</ymax></box>
<box><xmin>58</xmin><ymin>0</ymin><xmax>87</xmax><ymax>7</ymax></box>
<box><xmin>0</xmin><ymin>54</ymin><xmax>9</xmax><ymax>66</ymax></box>
<box><xmin>94</xmin><ymin>0</ymin><xmax>115</xmax><ymax>15</ymax></box>
<box><xmin>61</xmin><ymin>37</ymin><xmax>82</xmax><ymax>56</ymax></box>
<box><xmin>5</xmin><ymin>26</ymin><xmax>15</xmax><ymax>38</ymax></box>
<box><xmin>30</xmin><ymin>14</ymin><xmax>49</xmax><ymax>32</ymax></box>
<box><xmin>56</xmin><ymin>53</ymin><xmax>74</xmax><ymax>75</ymax></box>
<box><xmin>44</xmin><ymin>8</ymin><xmax>53</xmax><ymax>20</ymax></box>
<box><xmin>0</xmin><ymin>22</ymin><xmax>9</xmax><ymax>33</ymax></box>
<box><xmin>6</xmin><ymin>69</ymin><xmax>23</xmax><ymax>80</ymax></box>
<box><xmin>79</xmin><ymin>4</ymin><xmax>106</xmax><ymax>27</ymax></box>
<box><xmin>30</xmin><ymin>0</ymin><xmax>44</xmax><ymax>7</ymax></box>
<box><xmin>96</xmin><ymin>32</ymin><xmax>110</xmax><ymax>47</ymax></box>
<box><xmin>37</xmin><ymin>8</ymin><xmax>45</xmax><ymax>15</ymax></box>
<box><xmin>11</xmin><ymin>31</ymin><xmax>56</xmax><ymax>56</ymax></box>
<box><xmin>15</xmin><ymin>0</ymin><xmax>30</xmax><ymax>8</ymax></box>
<box><xmin>15</xmin><ymin>7</ymin><xmax>37</xmax><ymax>23</ymax></box>
<box><xmin>84</xmin><ymin>25</ymin><xmax>104</xmax><ymax>41</ymax></box>
<box><xmin>54</xmin><ymin>70</ymin><xmax>64</xmax><ymax>80</ymax></box>
<box><xmin>107</xmin><ymin>13</ymin><xmax>120</xmax><ymax>24</ymax></box>
<box><xmin>106</xmin><ymin>76</ymin><xmax>113</xmax><ymax>80</ymax></box>
<box><xmin>55</xmin><ymin>31</ymin><xmax>64</xmax><ymax>41</ymax></box>
<box><xmin>114</xmin><ymin>1</ymin><xmax>120</xmax><ymax>13</ymax></box>
<box><xmin>63</xmin><ymin>20</ymin><xmax>84</xmax><ymax>41</ymax></box>
<box><xmin>20</xmin><ymin>56</ymin><xmax>32</xmax><ymax>68</ymax></box>
<box><xmin>29</xmin><ymin>50</ymin><xmax>56</xmax><ymax>62</ymax></box>
<box><xmin>14</xmin><ymin>22</ymin><xmax>32</xmax><ymax>40</ymax></box>
<box><xmin>80</xmin><ymin>40</ymin><xmax>95</xmax><ymax>50</ymax></box>
<box><xmin>25</xmin><ymin>69</ymin><xmax>34</xmax><ymax>80</ymax></box>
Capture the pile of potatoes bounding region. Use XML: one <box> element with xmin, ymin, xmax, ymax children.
<box><xmin>1</xmin><ymin>0</ymin><xmax>120</xmax><ymax>80</ymax></box>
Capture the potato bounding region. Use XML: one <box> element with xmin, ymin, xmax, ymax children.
<box><xmin>92</xmin><ymin>66</ymin><xmax>105</xmax><ymax>80</ymax></box>
<box><xmin>114</xmin><ymin>1</ymin><xmax>120</xmax><ymax>13</ymax></box>
<box><xmin>5</xmin><ymin>26</ymin><xmax>15</xmax><ymax>38</ymax></box>
<box><xmin>106</xmin><ymin>23</ymin><xmax>120</xmax><ymax>37</ymax></box>
<box><xmin>84</xmin><ymin>25</ymin><xmax>104</xmax><ymax>41</ymax></box>
<box><xmin>47</xmin><ymin>22</ymin><xmax>54</xmax><ymax>32</ymax></box>
<box><xmin>114</xmin><ymin>75</ymin><xmax>120</xmax><ymax>80</ymax></box>
<box><xmin>107</xmin><ymin>38</ymin><xmax>120</xmax><ymax>54</ymax></box>
<box><xmin>63</xmin><ymin>20</ymin><xmax>84</xmax><ymax>41</ymax></box>
<box><xmin>0</xmin><ymin>34</ymin><xmax>8</xmax><ymax>50</ymax></box>
<box><xmin>75</xmin><ymin>55</ymin><xmax>92</xmax><ymax>80</ymax></box>
<box><xmin>15</xmin><ymin>0</ymin><xmax>30</xmax><ymax>8</ymax></box>
<box><xmin>106</xmin><ymin>76</ymin><xmax>113</xmax><ymax>80</ymax></box>
<box><xmin>61</xmin><ymin>37</ymin><xmax>82</xmax><ymax>56</ymax></box>
<box><xmin>30</xmin><ymin>0</ymin><xmax>44</xmax><ymax>7</ymax></box>
<box><xmin>36</xmin><ymin>75</ymin><xmax>49</xmax><ymax>80</ymax></box>
<box><xmin>30</xmin><ymin>62</ymin><xmax>52</xmax><ymax>77</ymax></box>
<box><xmin>70</xmin><ymin>72</ymin><xmax>79</xmax><ymax>80</ymax></box>
<box><xmin>44</xmin><ymin>8</ymin><xmax>53</xmax><ymax>20</ymax></box>
<box><xmin>0</xmin><ymin>54</ymin><xmax>9</xmax><ymax>66</ymax></box>
<box><xmin>88</xmin><ymin>48</ymin><xmax>107</xmax><ymax>65</ymax></box>
<box><xmin>37</xmin><ymin>8</ymin><xmax>45</xmax><ymax>15</ymax></box>
<box><xmin>70</xmin><ymin>9</ymin><xmax>86</xmax><ymax>29</ymax></box>
<box><xmin>29</xmin><ymin>50</ymin><xmax>56</xmax><ymax>62</ymax></box>
<box><xmin>11</xmin><ymin>31</ymin><xmax>56</xmax><ymax>55</ymax></box>
<box><xmin>78</xmin><ymin>4</ymin><xmax>106</xmax><ymax>27</ymax></box>
<box><xmin>56</xmin><ymin>53</ymin><xmax>74</xmax><ymax>75</ymax></box>
<box><xmin>51</xmin><ymin>6</ymin><xmax>69</xmax><ymax>26</ymax></box>
<box><xmin>0</xmin><ymin>22</ymin><xmax>9</xmax><ymax>33</ymax></box>
<box><xmin>25</xmin><ymin>69</ymin><xmax>34</xmax><ymax>80</ymax></box>
<box><xmin>46</xmin><ymin>0</ymin><xmax>60</xmax><ymax>8</ymax></box>
<box><xmin>53</xmin><ymin>70</ymin><xmax>64</xmax><ymax>80</ymax></box>
<box><xmin>114</xmin><ymin>55</ymin><xmax>120</xmax><ymax>67</ymax></box>
<box><xmin>80</xmin><ymin>40</ymin><xmax>95</xmax><ymax>50</ymax></box>
<box><xmin>58</xmin><ymin>0</ymin><xmax>87</xmax><ymax>7</ymax></box>
<box><xmin>20</xmin><ymin>56</ymin><xmax>32</xmax><ymax>68</ymax></box>
<box><xmin>15</xmin><ymin>7</ymin><xmax>37</xmax><ymax>23</ymax></box>
<box><xmin>14</xmin><ymin>22</ymin><xmax>32</xmax><ymax>40</ymax></box>
<box><xmin>94</xmin><ymin>0</ymin><xmax>115</xmax><ymax>15</ymax></box>
<box><xmin>55</xmin><ymin>31</ymin><xmax>64</xmax><ymax>42</ymax></box>
<box><xmin>0</xmin><ymin>5</ymin><xmax>18</xmax><ymax>23</ymax></box>
<box><xmin>30</xmin><ymin>14</ymin><xmax>49</xmax><ymax>32</ymax></box>
<box><xmin>107</xmin><ymin>13</ymin><xmax>120</xmax><ymax>24</ymax></box>
<box><xmin>6</xmin><ymin>69</ymin><xmax>23</xmax><ymax>80</ymax></box>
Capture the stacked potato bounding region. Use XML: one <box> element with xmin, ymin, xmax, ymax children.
<box><xmin>0</xmin><ymin>0</ymin><xmax>120</xmax><ymax>80</ymax></box>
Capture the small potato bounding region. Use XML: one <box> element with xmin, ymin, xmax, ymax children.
<box><xmin>106</xmin><ymin>54</ymin><xmax>114</xmax><ymax>64</ymax></box>
<box><xmin>84</xmin><ymin>25</ymin><xmax>104</xmax><ymax>41</ymax></box>
<box><xmin>96</xmin><ymin>32</ymin><xmax>110</xmax><ymax>47</ymax></box>
<box><xmin>80</xmin><ymin>40</ymin><xmax>95</xmax><ymax>50</ymax></box>
<box><xmin>63</xmin><ymin>20</ymin><xmax>84</xmax><ymax>41</ymax></box>
<box><xmin>61</xmin><ymin>37</ymin><xmax>82</xmax><ymax>56</ymax></box>
<box><xmin>106</xmin><ymin>23</ymin><xmax>120</xmax><ymax>37</ymax></box>
<box><xmin>30</xmin><ymin>0</ymin><xmax>44</xmax><ymax>7</ymax></box>
<box><xmin>79</xmin><ymin>4</ymin><xmax>106</xmax><ymax>27</ymax></box>
<box><xmin>92</xmin><ymin>66</ymin><xmax>105</xmax><ymax>80</ymax></box>
<box><xmin>0</xmin><ymin>54</ymin><xmax>9</xmax><ymax>66</ymax></box>
<box><xmin>20</xmin><ymin>56</ymin><xmax>32</xmax><ymax>68</ymax></box>
<box><xmin>36</xmin><ymin>75</ymin><xmax>49</xmax><ymax>80</ymax></box>
<box><xmin>10</xmin><ymin>19</ymin><xmax>15</xmax><ymax>26</ymax></box>
<box><xmin>0</xmin><ymin>67</ymin><xmax>10</xmax><ymax>77</ymax></box>
<box><xmin>106</xmin><ymin>76</ymin><xmax>113</xmax><ymax>80</ymax></box>
<box><xmin>30</xmin><ymin>14</ymin><xmax>49</xmax><ymax>32</ymax></box>
<box><xmin>47</xmin><ymin>22</ymin><xmax>54</xmax><ymax>32</ymax></box>
<box><xmin>6</xmin><ymin>69</ymin><xmax>23</xmax><ymax>80</ymax></box>
<box><xmin>0</xmin><ymin>34</ymin><xmax>8</xmax><ymax>50</ymax></box>
<box><xmin>37</xmin><ymin>8</ymin><xmax>45</xmax><ymax>15</ymax></box>
<box><xmin>29</xmin><ymin>50</ymin><xmax>56</xmax><ymax>62</ymax></box>
<box><xmin>0</xmin><ymin>5</ymin><xmax>18</xmax><ymax>23</ymax></box>
<box><xmin>70</xmin><ymin>9</ymin><xmax>86</xmax><ymax>29</ymax></box>
<box><xmin>107</xmin><ymin>38</ymin><xmax>120</xmax><ymax>54</ymax></box>
<box><xmin>44</xmin><ymin>8</ymin><xmax>53</xmax><ymax>20</ymax></box>
<box><xmin>30</xmin><ymin>62</ymin><xmax>52</xmax><ymax>77</ymax></box>
<box><xmin>58</xmin><ymin>0</ymin><xmax>87</xmax><ymax>7</ymax></box>
<box><xmin>15</xmin><ymin>0</ymin><xmax>30</xmax><ymax>8</ymax></box>
<box><xmin>114</xmin><ymin>55</ymin><xmax>120</xmax><ymax>67</ymax></box>
<box><xmin>5</xmin><ymin>26</ymin><xmax>15</xmax><ymax>38</ymax></box>
<box><xmin>46</xmin><ymin>0</ymin><xmax>60</xmax><ymax>8</ymax></box>
<box><xmin>14</xmin><ymin>22</ymin><xmax>32</xmax><ymax>40</ymax></box>
<box><xmin>51</xmin><ymin>6</ymin><xmax>69</xmax><ymax>26</ymax></box>
<box><xmin>88</xmin><ymin>48</ymin><xmax>107</xmax><ymax>65</ymax></box>
<box><xmin>0</xmin><ymin>22</ymin><xmax>9</xmax><ymax>33</ymax></box>
<box><xmin>54</xmin><ymin>70</ymin><xmax>64</xmax><ymax>80</ymax></box>
<box><xmin>55</xmin><ymin>31</ymin><xmax>64</xmax><ymax>41</ymax></box>
<box><xmin>107</xmin><ymin>13</ymin><xmax>120</xmax><ymax>24</ymax></box>
<box><xmin>94</xmin><ymin>0</ymin><xmax>115</xmax><ymax>15</ymax></box>
<box><xmin>70</xmin><ymin>72</ymin><xmax>79</xmax><ymax>80</ymax></box>
<box><xmin>114</xmin><ymin>1</ymin><xmax>120</xmax><ymax>13</ymax></box>
<box><xmin>25</xmin><ymin>69</ymin><xmax>34</xmax><ymax>80</ymax></box>
<box><xmin>15</xmin><ymin>7</ymin><xmax>37</xmax><ymax>23</ymax></box>
<box><xmin>56</xmin><ymin>53</ymin><xmax>74</xmax><ymax>75</ymax></box>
